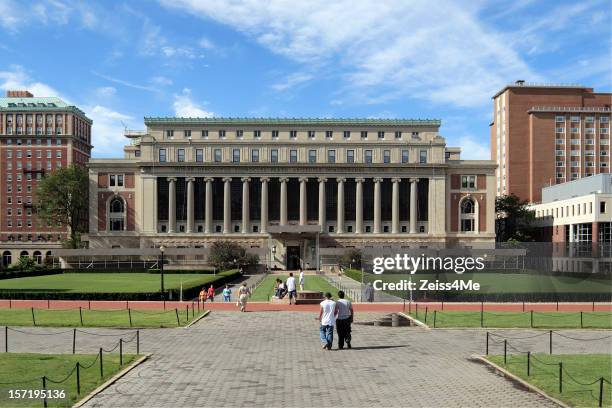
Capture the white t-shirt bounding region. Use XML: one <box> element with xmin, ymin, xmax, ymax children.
<box><xmin>286</xmin><ymin>276</ymin><xmax>296</xmax><ymax>291</ymax></box>
<box><xmin>336</xmin><ymin>299</ymin><xmax>352</xmax><ymax>320</ymax></box>
<box><xmin>299</xmin><ymin>272</ymin><xmax>304</xmax><ymax>283</ymax></box>
<box><xmin>320</xmin><ymin>299</ymin><xmax>337</xmax><ymax>326</ymax></box>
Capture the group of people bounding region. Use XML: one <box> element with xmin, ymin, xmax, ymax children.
<box><xmin>318</xmin><ymin>290</ymin><xmax>353</xmax><ymax>350</ymax></box>
<box><xmin>198</xmin><ymin>282</ymin><xmax>251</xmax><ymax>312</ymax></box>
<box><xmin>272</xmin><ymin>271</ymin><xmax>304</xmax><ymax>305</ymax></box>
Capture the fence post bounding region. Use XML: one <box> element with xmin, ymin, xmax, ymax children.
<box><xmin>136</xmin><ymin>330</ymin><xmax>140</xmax><ymax>354</ymax></box>
<box><xmin>164</xmin><ymin>300</ymin><xmax>166</xmax><ymax>311</ymax></box>
<box><xmin>485</xmin><ymin>332</ymin><xmax>489</xmax><ymax>355</ymax></box>
<box><xmin>593</xmin><ymin>301</ymin><xmax>595</xmax><ymax>312</ymax></box>
<box><xmin>530</xmin><ymin>310</ymin><xmax>533</xmax><ymax>328</ymax></box>
<box><xmin>549</xmin><ymin>330</ymin><xmax>553</xmax><ymax>355</ymax></box>
<box><xmin>424</xmin><ymin>307</ymin><xmax>428</xmax><ymax>323</ymax></box>
<box><xmin>480</xmin><ymin>308</ymin><xmax>484</xmax><ymax>328</ymax></box>
<box><xmin>72</xmin><ymin>328</ymin><xmax>76</xmax><ymax>354</ymax></box>
<box><xmin>186</xmin><ymin>305</ymin><xmax>189</xmax><ymax>321</ymax></box>
<box><xmin>79</xmin><ymin>307</ymin><xmax>83</xmax><ymax>326</ymax></box>
<box><xmin>522</xmin><ymin>301</ymin><xmax>525</xmax><ymax>312</ymax></box>
<box><xmin>175</xmin><ymin>308</ymin><xmax>180</xmax><ymax>326</ymax></box>
<box><xmin>403</xmin><ymin>299</ymin><xmax>405</xmax><ymax>312</ymax></box>
<box><xmin>76</xmin><ymin>363</ymin><xmax>81</xmax><ymax>394</ymax></box>
<box><xmin>503</xmin><ymin>340</ymin><xmax>507</xmax><ymax>364</ymax></box>
<box><xmin>556</xmin><ymin>301</ymin><xmax>559</xmax><ymax>311</ymax></box>
<box><xmin>599</xmin><ymin>377</ymin><xmax>604</xmax><ymax>408</ymax></box>
<box><xmin>559</xmin><ymin>362</ymin><xmax>562</xmax><ymax>393</ymax></box>
<box><xmin>408</xmin><ymin>301</ymin><xmax>411</xmax><ymax>314</ymax></box>
<box><xmin>580</xmin><ymin>311</ymin><xmax>583</xmax><ymax>328</ymax></box>
<box><xmin>4</xmin><ymin>326</ymin><xmax>7</xmax><ymax>352</ymax></box>
<box><xmin>31</xmin><ymin>307</ymin><xmax>36</xmax><ymax>326</ymax></box>
<box><xmin>42</xmin><ymin>376</ymin><xmax>47</xmax><ymax>408</ymax></box>
<box><xmin>441</xmin><ymin>301</ymin><xmax>444</xmax><ymax>311</ymax></box>
<box><xmin>47</xmin><ymin>299</ymin><xmax>50</xmax><ymax>309</ymax></box>
<box><xmin>433</xmin><ymin>311</ymin><xmax>437</xmax><ymax>328</ymax></box>
<box><xmin>119</xmin><ymin>339</ymin><xmax>123</xmax><ymax>366</ymax></box>
<box><xmin>416</xmin><ymin>303</ymin><xmax>418</xmax><ymax>318</ymax></box>
<box><xmin>128</xmin><ymin>309</ymin><xmax>132</xmax><ymax>327</ymax></box>
<box><xmin>99</xmin><ymin>348</ymin><xmax>103</xmax><ymax>378</ymax></box>
<box><xmin>527</xmin><ymin>351</ymin><xmax>531</xmax><ymax>376</ymax></box>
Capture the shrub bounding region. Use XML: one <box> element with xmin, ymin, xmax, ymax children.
<box><xmin>17</xmin><ymin>256</ymin><xmax>37</xmax><ymax>272</ymax></box>
<box><xmin>207</xmin><ymin>241</ymin><xmax>259</xmax><ymax>270</ymax></box>
<box><xmin>339</xmin><ymin>249</ymin><xmax>362</xmax><ymax>269</ymax></box>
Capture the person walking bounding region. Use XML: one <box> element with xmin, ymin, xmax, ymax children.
<box><xmin>317</xmin><ymin>292</ymin><xmax>338</xmax><ymax>350</ymax></box>
<box><xmin>299</xmin><ymin>269</ymin><xmax>305</xmax><ymax>291</ymax></box>
<box><xmin>286</xmin><ymin>272</ymin><xmax>297</xmax><ymax>305</ymax></box>
<box><xmin>207</xmin><ymin>284</ymin><xmax>215</xmax><ymax>302</ymax></box>
<box><xmin>336</xmin><ymin>290</ymin><xmax>353</xmax><ymax>349</ymax></box>
<box><xmin>199</xmin><ymin>287</ymin><xmax>207</xmax><ymax>305</ymax></box>
<box><xmin>237</xmin><ymin>282</ymin><xmax>251</xmax><ymax>312</ymax></box>
<box><xmin>363</xmin><ymin>282</ymin><xmax>374</xmax><ymax>302</ymax></box>
<box><xmin>222</xmin><ymin>284</ymin><xmax>232</xmax><ymax>302</ymax></box>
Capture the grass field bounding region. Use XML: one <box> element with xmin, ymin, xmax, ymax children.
<box><xmin>487</xmin><ymin>354</ymin><xmax>611</xmax><ymax>407</ymax></box>
<box><xmin>406</xmin><ymin>310</ymin><xmax>612</xmax><ymax>329</ymax></box>
<box><xmin>0</xmin><ymin>353</ymin><xmax>138</xmax><ymax>407</ymax></box>
<box><xmin>250</xmin><ymin>275</ymin><xmax>344</xmax><ymax>301</ymax></box>
<box><xmin>0</xmin><ymin>273</ymin><xmax>229</xmax><ymax>294</ymax></box>
<box><xmin>0</xmin><ymin>308</ymin><xmax>206</xmax><ymax>328</ymax></box>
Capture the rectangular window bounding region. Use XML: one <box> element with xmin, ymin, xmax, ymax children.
<box><xmin>177</xmin><ymin>148</ymin><xmax>185</xmax><ymax>162</ymax></box>
<box><xmin>365</xmin><ymin>149</ymin><xmax>372</xmax><ymax>163</ymax></box>
<box><xmin>600</xmin><ymin>116</ymin><xmax>609</xmax><ymax>123</ymax></box>
<box><xmin>328</xmin><ymin>150</ymin><xmax>336</xmax><ymax>163</ymax></box>
<box><xmin>383</xmin><ymin>150</ymin><xmax>391</xmax><ymax>163</ymax></box>
<box><xmin>117</xmin><ymin>174</ymin><xmax>124</xmax><ymax>187</ymax></box>
<box><xmin>556</xmin><ymin>161</ymin><xmax>564</xmax><ymax>167</ymax></box>
<box><xmin>109</xmin><ymin>174</ymin><xmax>116</xmax><ymax>187</ymax></box>
<box><xmin>556</xmin><ymin>150</ymin><xmax>565</xmax><ymax>156</ymax></box>
<box><xmin>214</xmin><ymin>149</ymin><xmax>222</xmax><ymax>162</ymax></box>
<box><xmin>308</xmin><ymin>149</ymin><xmax>317</xmax><ymax>163</ymax></box>
<box><xmin>251</xmin><ymin>149</ymin><xmax>259</xmax><ymax>162</ymax></box>
<box><xmin>412</xmin><ymin>131</ymin><xmax>420</xmax><ymax>139</ymax></box>
<box><xmin>272</xmin><ymin>130</ymin><xmax>279</xmax><ymax>139</ymax></box>
<box><xmin>461</xmin><ymin>175</ymin><xmax>476</xmax><ymax>189</ymax></box>
<box><xmin>308</xmin><ymin>130</ymin><xmax>316</xmax><ymax>139</ymax></box>
<box><xmin>290</xmin><ymin>149</ymin><xmax>298</xmax><ymax>163</ymax></box>
<box><xmin>556</xmin><ymin>127</ymin><xmax>565</xmax><ymax>133</ymax></box>
<box><xmin>601</xmin><ymin>128</ymin><xmax>609</xmax><ymax>134</ymax></box>
<box><xmin>419</xmin><ymin>150</ymin><xmax>427</xmax><ymax>164</ymax></box>
<box><xmin>378</xmin><ymin>131</ymin><xmax>385</xmax><ymax>139</ymax></box>
<box><xmin>201</xmin><ymin>130</ymin><xmax>208</xmax><ymax>138</ymax></box>
<box><xmin>236</xmin><ymin>130</ymin><xmax>243</xmax><ymax>138</ymax></box>
<box><xmin>571</xmin><ymin>127</ymin><xmax>580</xmax><ymax>133</ymax></box>
<box><xmin>270</xmin><ymin>149</ymin><xmax>278</xmax><ymax>163</ymax></box>
<box><xmin>346</xmin><ymin>149</ymin><xmax>354</xmax><ymax>163</ymax></box>
<box><xmin>555</xmin><ymin>116</ymin><xmax>565</xmax><ymax>122</ymax></box>
<box><xmin>343</xmin><ymin>131</ymin><xmax>350</xmax><ymax>139</ymax></box>
<box><xmin>159</xmin><ymin>149</ymin><xmax>167</xmax><ymax>162</ymax></box>
<box><xmin>360</xmin><ymin>131</ymin><xmax>368</xmax><ymax>139</ymax></box>
<box><xmin>166</xmin><ymin>130</ymin><xmax>174</xmax><ymax>139</ymax></box>
<box><xmin>325</xmin><ymin>130</ymin><xmax>333</xmax><ymax>139</ymax></box>
<box><xmin>401</xmin><ymin>150</ymin><xmax>409</xmax><ymax>163</ymax></box>
<box><xmin>232</xmin><ymin>149</ymin><xmax>240</xmax><ymax>163</ymax></box>
<box><xmin>395</xmin><ymin>131</ymin><xmax>402</xmax><ymax>139</ymax></box>
<box><xmin>601</xmin><ymin>201</ymin><xmax>607</xmax><ymax>214</ymax></box>
<box><xmin>196</xmin><ymin>149</ymin><xmax>204</xmax><ymax>162</ymax></box>
<box><xmin>290</xmin><ymin>130</ymin><xmax>297</xmax><ymax>139</ymax></box>
<box><xmin>219</xmin><ymin>130</ymin><xmax>226</xmax><ymax>139</ymax></box>
<box><xmin>254</xmin><ymin>130</ymin><xmax>261</xmax><ymax>139</ymax></box>
<box><xmin>184</xmin><ymin>130</ymin><xmax>191</xmax><ymax>138</ymax></box>
<box><xmin>56</xmin><ymin>151</ymin><xmax>62</xmax><ymax>158</ymax></box>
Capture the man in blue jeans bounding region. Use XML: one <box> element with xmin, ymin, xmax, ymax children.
<box><xmin>317</xmin><ymin>292</ymin><xmax>338</xmax><ymax>350</ymax></box>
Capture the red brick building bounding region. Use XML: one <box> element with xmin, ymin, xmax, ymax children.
<box><xmin>0</xmin><ymin>91</ymin><xmax>92</xmax><ymax>266</ymax></box>
<box><xmin>490</xmin><ymin>81</ymin><xmax>611</xmax><ymax>203</ymax></box>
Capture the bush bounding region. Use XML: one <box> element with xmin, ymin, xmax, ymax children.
<box><xmin>17</xmin><ymin>256</ymin><xmax>37</xmax><ymax>272</ymax></box>
<box><xmin>207</xmin><ymin>241</ymin><xmax>259</xmax><ymax>270</ymax></box>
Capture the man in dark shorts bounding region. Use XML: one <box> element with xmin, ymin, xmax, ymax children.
<box><xmin>286</xmin><ymin>272</ymin><xmax>297</xmax><ymax>305</ymax></box>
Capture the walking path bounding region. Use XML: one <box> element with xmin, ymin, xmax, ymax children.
<box><xmin>7</xmin><ymin>312</ymin><xmax>611</xmax><ymax>407</ymax></box>
<box><xmin>325</xmin><ymin>274</ymin><xmax>404</xmax><ymax>302</ymax></box>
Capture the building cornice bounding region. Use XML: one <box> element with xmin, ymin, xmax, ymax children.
<box><xmin>144</xmin><ymin>117</ymin><xmax>442</xmax><ymax>127</ymax></box>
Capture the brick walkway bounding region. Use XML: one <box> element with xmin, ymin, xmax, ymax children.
<box><xmin>7</xmin><ymin>312</ymin><xmax>611</xmax><ymax>407</ymax></box>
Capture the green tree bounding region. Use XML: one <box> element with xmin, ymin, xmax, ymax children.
<box><xmin>495</xmin><ymin>194</ymin><xmax>535</xmax><ymax>242</ymax></box>
<box><xmin>339</xmin><ymin>248</ymin><xmax>362</xmax><ymax>270</ymax></box>
<box><xmin>17</xmin><ymin>256</ymin><xmax>37</xmax><ymax>272</ymax></box>
<box><xmin>35</xmin><ymin>165</ymin><xmax>89</xmax><ymax>248</ymax></box>
<box><xmin>207</xmin><ymin>241</ymin><xmax>259</xmax><ymax>271</ymax></box>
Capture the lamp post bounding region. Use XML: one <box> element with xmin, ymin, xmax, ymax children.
<box><xmin>159</xmin><ymin>245</ymin><xmax>165</xmax><ymax>300</ymax></box>
<box><xmin>271</xmin><ymin>246</ymin><xmax>276</xmax><ymax>272</ymax></box>
<box><xmin>350</xmin><ymin>258</ymin><xmax>355</xmax><ymax>270</ymax></box>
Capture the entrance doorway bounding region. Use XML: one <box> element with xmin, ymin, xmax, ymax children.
<box><xmin>286</xmin><ymin>246</ymin><xmax>301</xmax><ymax>270</ymax></box>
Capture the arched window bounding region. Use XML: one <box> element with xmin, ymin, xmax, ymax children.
<box><xmin>33</xmin><ymin>251</ymin><xmax>42</xmax><ymax>264</ymax></box>
<box><xmin>2</xmin><ymin>251</ymin><xmax>11</xmax><ymax>267</ymax></box>
<box><xmin>20</xmin><ymin>250</ymin><xmax>29</xmax><ymax>258</ymax></box>
<box><xmin>108</xmin><ymin>196</ymin><xmax>126</xmax><ymax>231</ymax></box>
<box><xmin>459</xmin><ymin>196</ymin><xmax>478</xmax><ymax>233</ymax></box>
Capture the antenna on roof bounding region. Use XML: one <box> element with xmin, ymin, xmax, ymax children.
<box><xmin>120</xmin><ymin>120</ymin><xmax>127</xmax><ymax>131</ymax></box>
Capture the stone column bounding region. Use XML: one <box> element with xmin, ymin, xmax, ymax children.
<box><xmin>410</xmin><ymin>178</ymin><xmax>419</xmax><ymax>234</ymax></box>
<box><xmin>223</xmin><ymin>177</ymin><xmax>232</xmax><ymax>233</ymax></box>
<box><xmin>260</xmin><ymin>177</ymin><xmax>269</xmax><ymax>233</ymax></box>
<box><xmin>373</xmin><ymin>177</ymin><xmax>382</xmax><ymax>233</ymax></box>
<box><xmin>355</xmin><ymin>177</ymin><xmax>364</xmax><ymax>234</ymax></box>
<box><xmin>280</xmin><ymin>177</ymin><xmax>289</xmax><ymax>226</ymax></box>
<box><xmin>204</xmin><ymin>177</ymin><xmax>213</xmax><ymax>233</ymax></box>
<box><xmin>318</xmin><ymin>177</ymin><xmax>327</xmax><ymax>229</ymax></box>
<box><xmin>391</xmin><ymin>177</ymin><xmax>400</xmax><ymax>234</ymax></box>
<box><xmin>336</xmin><ymin>177</ymin><xmax>345</xmax><ymax>233</ymax></box>
<box><xmin>167</xmin><ymin>177</ymin><xmax>177</xmax><ymax>233</ymax></box>
<box><xmin>299</xmin><ymin>177</ymin><xmax>308</xmax><ymax>226</ymax></box>
<box><xmin>186</xmin><ymin>177</ymin><xmax>195</xmax><ymax>233</ymax></box>
<box><xmin>241</xmin><ymin>177</ymin><xmax>250</xmax><ymax>233</ymax></box>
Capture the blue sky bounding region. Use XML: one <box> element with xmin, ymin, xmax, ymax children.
<box><xmin>1</xmin><ymin>0</ymin><xmax>610</xmax><ymax>158</ymax></box>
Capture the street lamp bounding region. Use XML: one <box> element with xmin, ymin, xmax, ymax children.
<box><xmin>350</xmin><ymin>258</ymin><xmax>356</xmax><ymax>270</ymax></box>
<box><xmin>270</xmin><ymin>245</ymin><xmax>277</xmax><ymax>272</ymax></box>
<box><xmin>159</xmin><ymin>245</ymin><xmax>166</xmax><ymax>300</ymax></box>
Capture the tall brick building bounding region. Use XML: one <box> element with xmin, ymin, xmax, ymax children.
<box><xmin>490</xmin><ymin>81</ymin><xmax>611</xmax><ymax>203</ymax></box>
<box><xmin>0</xmin><ymin>91</ymin><xmax>92</xmax><ymax>266</ymax></box>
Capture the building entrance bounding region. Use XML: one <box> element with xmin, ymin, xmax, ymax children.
<box><xmin>286</xmin><ymin>246</ymin><xmax>301</xmax><ymax>270</ymax></box>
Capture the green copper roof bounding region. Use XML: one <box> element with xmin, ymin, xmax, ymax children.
<box><xmin>0</xmin><ymin>97</ymin><xmax>91</xmax><ymax>122</ymax></box>
<box><xmin>144</xmin><ymin>117</ymin><xmax>441</xmax><ymax>126</ymax></box>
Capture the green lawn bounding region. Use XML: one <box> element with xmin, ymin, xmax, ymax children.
<box><xmin>406</xmin><ymin>310</ymin><xmax>612</xmax><ymax>329</ymax></box>
<box><xmin>0</xmin><ymin>308</ymin><xmax>206</xmax><ymax>328</ymax></box>
<box><xmin>488</xmin><ymin>354</ymin><xmax>611</xmax><ymax>407</ymax></box>
<box><xmin>250</xmin><ymin>275</ymin><xmax>345</xmax><ymax>301</ymax></box>
<box><xmin>0</xmin><ymin>273</ymin><xmax>227</xmax><ymax>293</ymax></box>
<box><xmin>0</xmin><ymin>353</ymin><xmax>139</xmax><ymax>407</ymax></box>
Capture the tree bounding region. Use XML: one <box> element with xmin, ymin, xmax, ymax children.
<box><xmin>207</xmin><ymin>241</ymin><xmax>259</xmax><ymax>271</ymax></box>
<box><xmin>35</xmin><ymin>165</ymin><xmax>89</xmax><ymax>248</ymax></box>
<box><xmin>495</xmin><ymin>194</ymin><xmax>535</xmax><ymax>242</ymax></box>
<box><xmin>339</xmin><ymin>248</ymin><xmax>362</xmax><ymax>270</ymax></box>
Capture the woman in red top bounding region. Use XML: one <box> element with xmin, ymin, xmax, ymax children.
<box><xmin>207</xmin><ymin>285</ymin><xmax>215</xmax><ymax>302</ymax></box>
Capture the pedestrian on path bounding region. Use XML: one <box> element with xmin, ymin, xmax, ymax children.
<box><xmin>299</xmin><ymin>269</ymin><xmax>305</xmax><ymax>291</ymax></box>
<box><xmin>317</xmin><ymin>292</ymin><xmax>338</xmax><ymax>350</ymax></box>
<box><xmin>363</xmin><ymin>282</ymin><xmax>374</xmax><ymax>302</ymax></box>
<box><xmin>237</xmin><ymin>282</ymin><xmax>251</xmax><ymax>312</ymax></box>
<box><xmin>222</xmin><ymin>285</ymin><xmax>232</xmax><ymax>302</ymax></box>
<box><xmin>199</xmin><ymin>287</ymin><xmax>207</xmax><ymax>304</ymax></box>
<box><xmin>207</xmin><ymin>285</ymin><xmax>215</xmax><ymax>302</ymax></box>
<box><xmin>287</xmin><ymin>272</ymin><xmax>297</xmax><ymax>305</ymax></box>
<box><xmin>336</xmin><ymin>290</ymin><xmax>353</xmax><ymax>349</ymax></box>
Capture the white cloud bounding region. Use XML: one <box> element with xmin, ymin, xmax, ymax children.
<box><xmin>160</xmin><ymin>0</ymin><xmax>540</xmax><ymax>108</ymax></box>
<box><xmin>198</xmin><ymin>36</ymin><xmax>215</xmax><ymax>49</ymax></box>
<box><xmin>150</xmin><ymin>76</ymin><xmax>173</xmax><ymax>86</ymax></box>
<box><xmin>0</xmin><ymin>0</ymin><xmax>100</xmax><ymax>32</ymax></box>
<box><xmin>0</xmin><ymin>65</ymin><xmax>63</xmax><ymax>98</ymax></box>
<box><xmin>173</xmin><ymin>88</ymin><xmax>214</xmax><ymax>117</ymax></box>
<box><xmin>161</xmin><ymin>45</ymin><xmax>198</xmax><ymax>59</ymax></box>
<box><xmin>456</xmin><ymin>136</ymin><xmax>490</xmax><ymax>160</ymax></box>
<box><xmin>87</xmin><ymin>105</ymin><xmax>136</xmax><ymax>157</ymax></box>
<box><xmin>93</xmin><ymin>71</ymin><xmax>158</xmax><ymax>92</ymax></box>
<box><xmin>271</xmin><ymin>72</ymin><xmax>313</xmax><ymax>92</ymax></box>
<box><xmin>95</xmin><ymin>86</ymin><xmax>116</xmax><ymax>97</ymax></box>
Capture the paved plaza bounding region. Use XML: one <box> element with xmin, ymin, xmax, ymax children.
<box><xmin>7</xmin><ymin>311</ymin><xmax>612</xmax><ymax>407</ymax></box>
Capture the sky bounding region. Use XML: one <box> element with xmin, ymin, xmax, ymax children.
<box><xmin>0</xmin><ymin>0</ymin><xmax>610</xmax><ymax>159</ymax></box>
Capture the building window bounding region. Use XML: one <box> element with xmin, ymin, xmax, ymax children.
<box><xmin>346</xmin><ymin>149</ymin><xmax>354</xmax><ymax>163</ymax></box>
<box><xmin>601</xmin><ymin>202</ymin><xmax>607</xmax><ymax>214</ymax></box>
<box><xmin>184</xmin><ymin>130</ymin><xmax>191</xmax><ymax>138</ymax></box>
<box><xmin>419</xmin><ymin>150</ymin><xmax>427</xmax><ymax>164</ymax></box>
<box><xmin>254</xmin><ymin>130</ymin><xmax>261</xmax><ymax>139</ymax></box>
<box><xmin>201</xmin><ymin>130</ymin><xmax>208</xmax><ymax>139</ymax></box>
<box><xmin>271</xmin><ymin>149</ymin><xmax>278</xmax><ymax>163</ymax></box>
<box><xmin>232</xmin><ymin>149</ymin><xmax>240</xmax><ymax>163</ymax></box>
<box><xmin>461</xmin><ymin>175</ymin><xmax>476</xmax><ymax>189</ymax></box>
<box><xmin>365</xmin><ymin>150</ymin><xmax>373</xmax><ymax>163</ymax></box>
<box><xmin>308</xmin><ymin>149</ymin><xmax>317</xmax><ymax>163</ymax></box>
<box><xmin>308</xmin><ymin>131</ymin><xmax>316</xmax><ymax>139</ymax></box>
<box><xmin>251</xmin><ymin>149</ymin><xmax>259</xmax><ymax>163</ymax></box>
<box><xmin>325</xmin><ymin>130</ymin><xmax>333</xmax><ymax>139</ymax></box>
<box><xmin>395</xmin><ymin>131</ymin><xmax>402</xmax><ymax>139</ymax></box>
<box><xmin>401</xmin><ymin>150</ymin><xmax>409</xmax><ymax>163</ymax></box>
<box><xmin>460</xmin><ymin>197</ymin><xmax>476</xmax><ymax>232</ymax></box>
<box><xmin>272</xmin><ymin>130</ymin><xmax>279</xmax><ymax>139</ymax></box>
<box><xmin>290</xmin><ymin>130</ymin><xmax>297</xmax><ymax>139</ymax></box>
<box><xmin>378</xmin><ymin>131</ymin><xmax>385</xmax><ymax>139</ymax></box>
<box><xmin>219</xmin><ymin>130</ymin><xmax>226</xmax><ymax>139</ymax></box>
<box><xmin>383</xmin><ymin>150</ymin><xmax>391</xmax><ymax>163</ymax></box>
<box><xmin>360</xmin><ymin>131</ymin><xmax>368</xmax><ymax>139</ymax></box>
<box><xmin>328</xmin><ymin>150</ymin><xmax>336</xmax><ymax>163</ymax></box>
<box><xmin>166</xmin><ymin>130</ymin><xmax>174</xmax><ymax>139</ymax></box>
<box><xmin>109</xmin><ymin>197</ymin><xmax>125</xmax><ymax>231</ymax></box>
<box><xmin>343</xmin><ymin>131</ymin><xmax>350</xmax><ymax>139</ymax></box>
<box><xmin>290</xmin><ymin>149</ymin><xmax>298</xmax><ymax>163</ymax></box>
<box><xmin>109</xmin><ymin>174</ymin><xmax>124</xmax><ymax>187</ymax></box>
<box><xmin>214</xmin><ymin>149</ymin><xmax>222</xmax><ymax>162</ymax></box>
<box><xmin>555</xmin><ymin>116</ymin><xmax>565</xmax><ymax>122</ymax></box>
<box><xmin>236</xmin><ymin>130</ymin><xmax>243</xmax><ymax>138</ymax></box>
<box><xmin>196</xmin><ymin>149</ymin><xmax>204</xmax><ymax>162</ymax></box>
<box><xmin>177</xmin><ymin>148</ymin><xmax>185</xmax><ymax>162</ymax></box>
<box><xmin>159</xmin><ymin>149</ymin><xmax>167</xmax><ymax>162</ymax></box>
<box><xmin>600</xmin><ymin>116</ymin><xmax>609</xmax><ymax>123</ymax></box>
